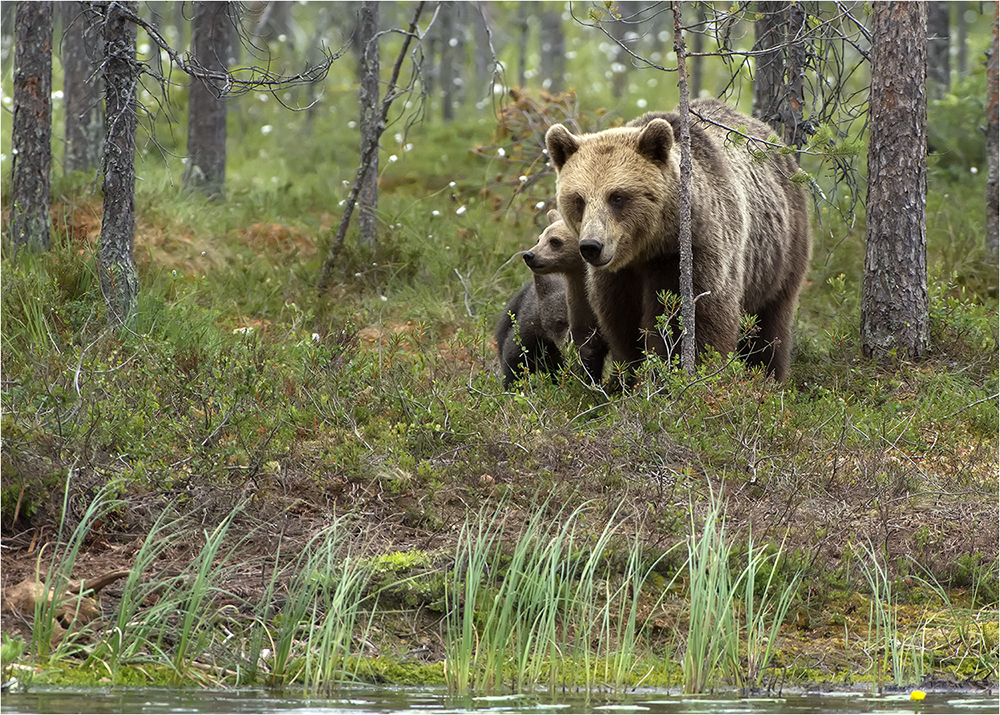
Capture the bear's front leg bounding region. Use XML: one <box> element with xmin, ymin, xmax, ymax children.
<box><xmin>587</xmin><ymin>267</ymin><xmax>646</xmax><ymax>369</ymax></box>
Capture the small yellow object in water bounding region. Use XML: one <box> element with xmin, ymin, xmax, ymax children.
<box><xmin>910</xmin><ymin>690</ymin><xmax>926</xmax><ymax>701</ymax></box>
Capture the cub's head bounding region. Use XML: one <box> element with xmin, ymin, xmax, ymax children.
<box><xmin>523</xmin><ymin>210</ymin><xmax>584</xmax><ymax>276</ymax></box>
<box><xmin>545</xmin><ymin>119</ymin><xmax>678</xmax><ymax>271</ymax></box>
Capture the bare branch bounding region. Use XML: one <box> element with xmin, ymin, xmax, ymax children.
<box><xmin>86</xmin><ymin>0</ymin><xmax>348</xmax><ymax>99</ymax></box>
<box><xmin>318</xmin><ymin>2</ymin><xmax>427</xmax><ymax>294</ymax></box>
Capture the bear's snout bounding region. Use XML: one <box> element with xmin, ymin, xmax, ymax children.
<box><xmin>579</xmin><ymin>239</ymin><xmax>605</xmax><ymax>266</ymax></box>
<box><xmin>523</xmin><ymin>251</ymin><xmax>535</xmax><ymax>266</ymax></box>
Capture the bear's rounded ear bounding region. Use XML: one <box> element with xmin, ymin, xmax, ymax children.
<box><xmin>636</xmin><ymin>118</ymin><xmax>674</xmax><ymax>166</ymax></box>
<box><xmin>546</xmin><ymin>124</ymin><xmax>581</xmax><ymax>171</ymax></box>
<box><xmin>546</xmin><ymin>209</ymin><xmax>561</xmax><ymax>225</ymax></box>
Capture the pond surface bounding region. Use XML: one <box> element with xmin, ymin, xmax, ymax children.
<box><xmin>1</xmin><ymin>687</ymin><xmax>997</xmax><ymax>715</ymax></box>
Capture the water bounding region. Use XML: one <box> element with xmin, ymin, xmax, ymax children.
<box><xmin>1</xmin><ymin>687</ymin><xmax>996</xmax><ymax>714</ymax></box>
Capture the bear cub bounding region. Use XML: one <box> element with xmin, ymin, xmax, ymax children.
<box><xmin>522</xmin><ymin>210</ymin><xmax>608</xmax><ymax>383</ymax></box>
<box><xmin>495</xmin><ymin>218</ymin><xmax>571</xmax><ymax>388</ymax></box>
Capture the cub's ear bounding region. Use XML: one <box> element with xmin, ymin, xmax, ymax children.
<box><xmin>546</xmin><ymin>209</ymin><xmax>562</xmax><ymax>225</ymax></box>
<box><xmin>546</xmin><ymin>124</ymin><xmax>581</xmax><ymax>171</ymax></box>
<box><xmin>636</xmin><ymin>118</ymin><xmax>674</xmax><ymax>166</ymax></box>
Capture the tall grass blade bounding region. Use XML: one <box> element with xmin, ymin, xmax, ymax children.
<box><xmin>682</xmin><ymin>489</ymin><xmax>738</xmax><ymax>694</ymax></box>
<box><xmin>737</xmin><ymin>532</ymin><xmax>800</xmax><ymax>693</ymax></box>
<box><xmin>33</xmin><ymin>476</ymin><xmax>120</xmax><ymax>661</ymax></box>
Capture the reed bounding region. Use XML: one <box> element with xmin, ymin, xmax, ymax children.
<box><xmin>857</xmin><ymin>540</ymin><xmax>919</xmax><ymax>692</ymax></box>
<box><xmin>600</xmin><ymin>527</ymin><xmax>674</xmax><ymax>691</ymax></box>
<box><xmin>89</xmin><ymin>504</ymin><xmax>190</xmax><ymax>680</ymax></box>
<box><xmin>32</xmin><ymin>476</ymin><xmax>119</xmax><ymax>661</ymax></box>
<box><xmin>907</xmin><ymin>557</ymin><xmax>998</xmax><ymax>683</ymax></box>
<box><xmin>736</xmin><ymin>533</ymin><xmax>800</xmax><ymax>693</ymax></box>
<box><xmin>268</xmin><ymin>519</ymin><xmax>375</xmax><ymax>693</ymax></box>
<box><xmin>442</xmin><ymin>501</ymin><xmax>681</xmax><ymax>695</ymax></box>
<box><xmin>681</xmin><ymin>491</ymin><xmax>739</xmax><ymax>693</ymax></box>
<box><xmin>442</xmin><ymin>504</ymin><xmax>505</xmax><ymax>695</ymax></box>
<box><xmin>559</xmin><ymin>512</ymin><xmax>620</xmax><ymax>692</ymax></box>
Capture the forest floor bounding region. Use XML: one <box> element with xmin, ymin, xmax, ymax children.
<box><xmin>2</xmin><ymin>324</ymin><xmax>998</xmax><ymax>689</ymax></box>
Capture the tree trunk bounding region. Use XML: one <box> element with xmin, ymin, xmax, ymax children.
<box><xmin>173</xmin><ymin>0</ymin><xmax>187</xmax><ymax>52</ymax></box>
<box><xmin>99</xmin><ymin>0</ymin><xmax>140</xmax><ymax>328</ymax></box>
<box><xmin>956</xmin><ymin>1</ymin><xmax>968</xmax><ymax>78</ymax></box>
<box><xmin>861</xmin><ymin>2</ymin><xmax>929</xmax><ymax>362</ymax></box>
<box><xmin>515</xmin><ymin>3</ymin><xmax>528</xmax><ymax>89</ymax></box>
<box><xmin>472</xmin><ymin>2</ymin><xmax>493</xmax><ymax>102</ymax></box>
<box><xmin>254</xmin><ymin>0</ymin><xmax>292</xmax><ymax>47</ymax></box>
<box><xmin>926</xmin><ymin>2</ymin><xmax>950</xmax><ymax>99</ymax></box>
<box><xmin>752</xmin><ymin>1</ymin><xmax>786</xmax><ymax>136</ymax></box>
<box><xmin>318</xmin><ymin>2</ymin><xmax>425</xmax><ymax>294</ymax></box>
<box><xmin>451</xmin><ymin>3</ymin><xmax>467</xmax><ymax>108</ymax></box>
<box><xmin>1</xmin><ymin>3</ymin><xmax>13</xmax><ymax>41</ymax></box>
<box><xmin>986</xmin><ymin>3</ymin><xmax>999</xmax><ymax>261</ymax></box>
<box><xmin>439</xmin><ymin>1</ymin><xmax>456</xmax><ymax>121</ymax></box>
<box><xmin>62</xmin><ymin>2</ymin><xmax>103</xmax><ymax>175</ymax></box>
<box><xmin>10</xmin><ymin>1</ymin><xmax>53</xmax><ymax>254</ymax></box>
<box><xmin>783</xmin><ymin>2</ymin><xmax>807</xmax><ymax>149</ymax></box>
<box><xmin>608</xmin><ymin>4</ymin><xmax>630</xmax><ymax>100</ymax></box>
<box><xmin>539</xmin><ymin>9</ymin><xmax>565</xmax><ymax>93</ymax></box>
<box><xmin>673</xmin><ymin>2</ymin><xmax>695</xmax><ymax>375</ymax></box>
<box><xmin>690</xmin><ymin>3</ymin><xmax>706</xmax><ymax>98</ymax></box>
<box><xmin>357</xmin><ymin>1</ymin><xmax>379</xmax><ymax>247</ymax></box>
<box><xmin>304</xmin><ymin>2</ymin><xmax>334</xmax><ymax>131</ymax></box>
<box><xmin>182</xmin><ymin>2</ymin><xmax>233</xmax><ymax>201</ymax></box>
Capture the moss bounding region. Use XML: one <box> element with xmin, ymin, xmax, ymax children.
<box><xmin>32</xmin><ymin>662</ymin><xmax>178</xmax><ymax>687</ymax></box>
<box><xmin>355</xmin><ymin>658</ymin><xmax>447</xmax><ymax>686</ymax></box>
<box><xmin>366</xmin><ymin>550</ymin><xmax>449</xmax><ymax>610</ymax></box>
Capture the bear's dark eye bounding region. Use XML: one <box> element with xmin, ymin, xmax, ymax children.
<box><xmin>608</xmin><ymin>192</ymin><xmax>627</xmax><ymax>210</ymax></box>
<box><xmin>550</xmin><ymin>239</ymin><xmax>564</xmax><ymax>250</ymax></box>
<box><xmin>569</xmin><ymin>194</ymin><xmax>585</xmax><ymax>217</ymax></box>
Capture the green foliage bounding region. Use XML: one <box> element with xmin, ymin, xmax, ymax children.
<box><xmin>928</xmin><ymin>73</ymin><xmax>990</xmax><ymax>182</ymax></box>
<box><xmin>1</xmin><ymin>633</ymin><xmax>26</xmax><ymax>681</ymax></box>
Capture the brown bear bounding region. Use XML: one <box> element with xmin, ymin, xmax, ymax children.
<box><xmin>545</xmin><ymin>98</ymin><xmax>811</xmax><ymax>381</ymax></box>
<box><xmin>522</xmin><ymin>210</ymin><xmax>609</xmax><ymax>383</ymax></box>
<box><xmin>495</xmin><ymin>268</ymin><xmax>568</xmax><ymax>389</ymax></box>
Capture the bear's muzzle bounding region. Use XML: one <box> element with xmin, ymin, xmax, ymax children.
<box><xmin>579</xmin><ymin>238</ymin><xmax>611</xmax><ymax>267</ymax></box>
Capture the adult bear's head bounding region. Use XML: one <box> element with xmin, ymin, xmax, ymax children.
<box><xmin>545</xmin><ymin>118</ymin><xmax>680</xmax><ymax>272</ymax></box>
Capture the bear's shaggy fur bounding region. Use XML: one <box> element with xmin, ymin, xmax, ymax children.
<box><xmin>522</xmin><ymin>210</ymin><xmax>609</xmax><ymax>382</ymax></box>
<box><xmin>545</xmin><ymin>98</ymin><xmax>811</xmax><ymax>380</ymax></box>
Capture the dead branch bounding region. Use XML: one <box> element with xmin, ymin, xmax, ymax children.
<box><xmin>317</xmin><ymin>2</ymin><xmax>428</xmax><ymax>294</ymax></box>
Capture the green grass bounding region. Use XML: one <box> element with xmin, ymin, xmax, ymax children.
<box><xmin>682</xmin><ymin>489</ymin><xmax>739</xmax><ymax>693</ymax></box>
<box><xmin>443</xmin><ymin>501</ymin><xmax>680</xmax><ymax>694</ymax></box>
